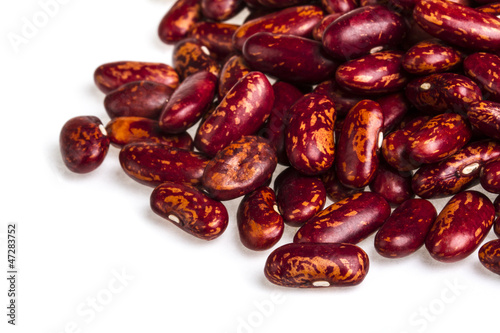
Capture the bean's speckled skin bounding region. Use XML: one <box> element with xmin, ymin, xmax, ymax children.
<box><xmin>243</xmin><ymin>32</ymin><xmax>339</xmax><ymax>84</ymax></box>
<box><xmin>218</xmin><ymin>55</ymin><xmax>252</xmax><ymax>100</ymax></box>
<box><xmin>60</xmin><ymin>116</ymin><xmax>110</xmax><ymax>174</ymax></box>
<box><xmin>202</xmin><ymin>136</ymin><xmax>278</xmax><ymax>201</ymax></box>
<box><xmin>195</xmin><ymin>72</ymin><xmax>274</xmax><ymax>157</ymax></box>
<box><xmin>402</xmin><ymin>39</ymin><xmax>463</xmax><ymax>75</ymax></box>
<box><xmin>413</xmin><ymin>0</ymin><xmax>500</xmax><ymax>52</ymax></box>
<box><xmin>480</xmin><ymin>158</ymin><xmax>500</xmax><ymax>193</ymax></box>
<box><xmin>476</xmin><ymin>2</ymin><xmax>500</xmax><ymax>16</ymax></box>
<box><xmin>105</xmin><ymin>117</ymin><xmax>193</xmax><ymax>149</ymax></box>
<box><xmin>232</xmin><ymin>5</ymin><xmax>324</xmax><ymax>51</ymax></box>
<box><xmin>405</xmin><ymin>73</ymin><xmax>482</xmax><ymax>115</ymax></box>
<box><xmin>285</xmin><ymin>93</ymin><xmax>336</xmax><ymax>175</ymax></box>
<box><xmin>377</xmin><ymin>93</ymin><xmax>410</xmax><ymax>134</ymax></box>
<box><xmin>159</xmin><ymin>71</ymin><xmax>217</xmax><ymax>134</ymax></box>
<box><xmin>312</xmin><ymin>13</ymin><xmax>341</xmax><ymax>42</ymax></box>
<box><xmin>468</xmin><ymin>101</ymin><xmax>500</xmax><ymax>141</ymax></box>
<box><xmin>104</xmin><ymin>81</ymin><xmax>174</xmax><ymax>120</ymax></box>
<box><xmin>94</xmin><ymin>61</ymin><xmax>179</xmax><ymax>94</ymax></box>
<box><xmin>478</xmin><ymin>239</ymin><xmax>500</xmax><ymax>275</ymax></box>
<box><xmin>119</xmin><ymin>142</ymin><xmax>209</xmax><ymax>187</ymax></box>
<box><xmin>321</xmin><ymin>171</ymin><xmax>365</xmax><ymax>203</ymax></box>
<box><xmin>173</xmin><ymin>39</ymin><xmax>220</xmax><ymax>81</ymax></box>
<box><xmin>425</xmin><ymin>191</ymin><xmax>495</xmax><ymax>263</ymax></box>
<box><xmin>322</xmin><ymin>5</ymin><xmax>407</xmax><ymax>61</ymax></box>
<box><xmin>201</xmin><ymin>0</ymin><xmax>244</xmax><ymax>21</ymax></box>
<box><xmin>274</xmin><ymin>168</ymin><xmax>326</xmax><ymax>227</ymax></box>
<box><xmin>336</xmin><ymin>100</ymin><xmax>384</xmax><ymax>188</ymax></box>
<box><xmin>158</xmin><ymin>0</ymin><xmax>202</xmax><ymax>45</ymax></box>
<box><xmin>335</xmin><ymin>51</ymin><xmax>409</xmax><ymax>95</ymax></box>
<box><xmin>406</xmin><ymin>113</ymin><xmax>472</xmax><ymax>165</ymax></box>
<box><xmin>313</xmin><ymin>80</ymin><xmax>362</xmax><ymax>118</ymax></box>
<box><xmin>375</xmin><ymin>199</ymin><xmax>437</xmax><ymax>258</ymax></box>
<box><xmin>412</xmin><ymin>140</ymin><xmax>500</xmax><ymax>199</ymax></box>
<box><xmin>369</xmin><ymin>162</ymin><xmax>414</xmax><ymax>205</ymax></box>
<box><xmin>294</xmin><ymin>192</ymin><xmax>391</xmax><ymax>244</ymax></box>
<box><xmin>464</xmin><ymin>53</ymin><xmax>500</xmax><ymax>102</ymax></box>
<box><xmin>190</xmin><ymin>22</ymin><xmax>238</xmax><ymax>60</ymax></box>
<box><xmin>151</xmin><ymin>182</ymin><xmax>228</xmax><ymax>241</ymax></box>
<box><xmin>264</xmin><ymin>243</ymin><xmax>369</xmax><ymax>288</ymax></box>
<box><xmin>237</xmin><ymin>186</ymin><xmax>284</xmax><ymax>251</ymax></box>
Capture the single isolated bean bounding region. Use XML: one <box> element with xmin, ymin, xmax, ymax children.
<box><xmin>402</xmin><ymin>39</ymin><xmax>463</xmax><ymax>75</ymax></box>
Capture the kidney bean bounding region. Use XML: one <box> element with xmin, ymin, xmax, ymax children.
<box><xmin>158</xmin><ymin>0</ymin><xmax>202</xmax><ymax>45</ymax></box>
<box><xmin>232</xmin><ymin>5</ymin><xmax>324</xmax><ymax>51</ymax></box>
<box><xmin>94</xmin><ymin>61</ymin><xmax>179</xmax><ymax>94</ymax></box>
<box><xmin>60</xmin><ymin>116</ymin><xmax>110</xmax><ymax>174</ymax></box>
<box><xmin>369</xmin><ymin>161</ymin><xmax>414</xmax><ymax>205</ymax></box>
<box><xmin>159</xmin><ymin>71</ymin><xmax>217</xmax><ymax>134</ymax></box>
<box><xmin>322</xmin><ymin>5</ymin><xmax>407</xmax><ymax>61</ymax></box>
<box><xmin>217</xmin><ymin>55</ymin><xmax>252</xmax><ymax>100</ymax></box>
<box><xmin>264</xmin><ymin>243</ymin><xmax>369</xmax><ymax>288</ymax></box>
<box><xmin>189</xmin><ymin>22</ymin><xmax>239</xmax><ymax>61</ymax></box>
<box><xmin>202</xmin><ymin>136</ymin><xmax>278</xmax><ymax>201</ymax></box>
<box><xmin>376</xmin><ymin>93</ymin><xmax>411</xmax><ymax>134</ymax></box>
<box><xmin>413</xmin><ymin>0</ymin><xmax>500</xmax><ymax>52</ymax></box>
<box><xmin>119</xmin><ymin>142</ymin><xmax>209</xmax><ymax>187</ymax></box>
<box><xmin>105</xmin><ymin>117</ymin><xmax>193</xmax><ymax>149</ymax></box>
<box><xmin>201</xmin><ymin>0</ymin><xmax>244</xmax><ymax>21</ymax></box>
<box><xmin>294</xmin><ymin>192</ymin><xmax>391</xmax><ymax>244</ymax></box>
<box><xmin>312</xmin><ymin>13</ymin><xmax>341</xmax><ymax>41</ymax></box>
<box><xmin>285</xmin><ymin>93</ymin><xmax>336</xmax><ymax>175</ymax></box>
<box><xmin>336</xmin><ymin>100</ymin><xmax>384</xmax><ymax>188</ymax></box>
<box><xmin>321</xmin><ymin>170</ymin><xmax>365</xmax><ymax>203</ymax></box>
<box><xmin>405</xmin><ymin>73</ymin><xmax>482</xmax><ymax>115</ymax></box>
<box><xmin>321</xmin><ymin>0</ymin><xmax>357</xmax><ymax>14</ymax></box>
<box><xmin>476</xmin><ymin>2</ymin><xmax>500</xmax><ymax>16</ymax></box>
<box><xmin>151</xmin><ymin>182</ymin><xmax>228</xmax><ymax>240</ymax></box>
<box><xmin>464</xmin><ymin>53</ymin><xmax>500</xmax><ymax>102</ymax></box>
<box><xmin>478</xmin><ymin>239</ymin><xmax>500</xmax><ymax>275</ymax></box>
<box><xmin>467</xmin><ymin>101</ymin><xmax>500</xmax><ymax>141</ymax></box>
<box><xmin>375</xmin><ymin>199</ymin><xmax>437</xmax><ymax>258</ymax></box>
<box><xmin>103</xmin><ymin>81</ymin><xmax>174</xmax><ymax>120</ymax></box>
<box><xmin>402</xmin><ymin>39</ymin><xmax>463</xmax><ymax>75</ymax></box>
<box><xmin>335</xmin><ymin>50</ymin><xmax>409</xmax><ymax>95</ymax></box>
<box><xmin>412</xmin><ymin>140</ymin><xmax>500</xmax><ymax>199</ymax></box>
<box><xmin>172</xmin><ymin>39</ymin><xmax>220</xmax><ymax>81</ymax></box>
<box><xmin>313</xmin><ymin>80</ymin><xmax>362</xmax><ymax>118</ymax></box>
<box><xmin>195</xmin><ymin>72</ymin><xmax>274</xmax><ymax>157</ymax></box>
<box><xmin>274</xmin><ymin>167</ymin><xmax>326</xmax><ymax>227</ymax></box>
<box><xmin>425</xmin><ymin>191</ymin><xmax>495</xmax><ymax>263</ymax></box>
<box><xmin>237</xmin><ymin>186</ymin><xmax>284</xmax><ymax>251</ymax></box>
<box><xmin>480</xmin><ymin>158</ymin><xmax>500</xmax><ymax>193</ymax></box>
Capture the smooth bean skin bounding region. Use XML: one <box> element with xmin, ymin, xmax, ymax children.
<box><xmin>274</xmin><ymin>168</ymin><xmax>326</xmax><ymax>227</ymax></box>
<box><xmin>321</xmin><ymin>0</ymin><xmax>357</xmax><ymax>14</ymax></box>
<box><xmin>478</xmin><ymin>239</ymin><xmax>500</xmax><ymax>275</ymax></box>
<box><xmin>294</xmin><ymin>192</ymin><xmax>391</xmax><ymax>244</ymax></box>
<box><xmin>158</xmin><ymin>0</ymin><xmax>202</xmax><ymax>44</ymax></box>
<box><xmin>426</xmin><ymin>191</ymin><xmax>495</xmax><ymax>263</ymax></box>
<box><xmin>195</xmin><ymin>72</ymin><xmax>273</xmax><ymax>156</ymax></box>
<box><xmin>94</xmin><ymin>61</ymin><xmax>179</xmax><ymax>94</ymax></box>
<box><xmin>322</xmin><ymin>5</ymin><xmax>407</xmax><ymax>61</ymax></box>
<box><xmin>336</xmin><ymin>100</ymin><xmax>384</xmax><ymax>188</ymax></box>
<box><xmin>377</xmin><ymin>93</ymin><xmax>410</xmax><ymax>134</ymax></box>
<box><xmin>464</xmin><ymin>53</ymin><xmax>500</xmax><ymax>102</ymax></box>
<box><xmin>202</xmin><ymin>136</ymin><xmax>278</xmax><ymax>201</ymax></box>
<box><xmin>201</xmin><ymin>0</ymin><xmax>244</xmax><ymax>21</ymax></box>
<box><xmin>119</xmin><ymin>142</ymin><xmax>209</xmax><ymax>187</ymax></box>
<box><xmin>60</xmin><ymin>116</ymin><xmax>110</xmax><ymax>174</ymax></box>
<box><xmin>104</xmin><ymin>81</ymin><xmax>174</xmax><ymax>120</ymax></box>
<box><xmin>105</xmin><ymin>117</ymin><xmax>193</xmax><ymax>149</ymax></box>
<box><xmin>375</xmin><ymin>199</ymin><xmax>437</xmax><ymax>258</ymax></box>
<box><xmin>480</xmin><ymin>158</ymin><xmax>500</xmax><ymax>193</ymax></box>
<box><xmin>159</xmin><ymin>71</ymin><xmax>217</xmax><ymax>134</ymax></box>
<box><xmin>264</xmin><ymin>243</ymin><xmax>369</xmax><ymax>288</ymax></box>
<box><xmin>402</xmin><ymin>39</ymin><xmax>463</xmax><ymax>75</ymax></box>
<box><xmin>321</xmin><ymin>171</ymin><xmax>365</xmax><ymax>203</ymax></box>
<box><xmin>237</xmin><ymin>186</ymin><xmax>284</xmax><ymax>251</ymax></box>
<box><xmin>151</xmin><ymin>182</ymin><xmax>228</xmax><ymax>241</ymax></box>
<box><xmin>189</xmin><ymin>22</ymin><xmax>239</xmax><ymax>60</ymax></box>
<box><xmin>217</xmin><ymin>55</ymin><xmax>252</xmax><ymax>100</ymax></box>
<box><xmin>467</xmin><ymin>101</ymin><xmax>500</xmax><ymax>141</ymax></box>
<box><xmin>172</xmin><ymin>39</ymin><xmax>220</xmax><ymax>81</ymax></box>
<box><xmin>312</xmin><ymin>13</ymin><xmax>342</xmax><ymax>41</ymax></box>
<box><xmin>285</xmin><ymin>93</ymin><xmax>336</xmax><ymax>175</ymax></box>
<box><xmin>369</xmin><ymin>162</ymin><xmax>414</xmax><ymax>205</ymax></box>
<box><xmin>412</xmin><ymin>140</ymin><xmax>500</xmax><ymax>199</ymax></box>
<box><xmin>313</xmin><ymin>80</ymin><xmax>362</xmax><ymax>118</ymax></box>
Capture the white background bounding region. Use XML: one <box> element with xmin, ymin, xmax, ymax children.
<box><xmin>1</xmin><ymin>1</ymin><xmax>499</xmax><ymax>333</ymax></box>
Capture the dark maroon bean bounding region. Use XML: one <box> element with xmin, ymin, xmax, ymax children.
<box><xmin>105</xmin><ymin>117</ymin><xmax>193</xmax><ymax>149</ymax></box>
<box><xmin>495</xmin><ymin>216</ymin><xmax>500</xmax><ymax>237</ymax></box>
<box><xmin>151</xmin><ymin>182</ymin><xmax>228</xmax><ymax>240</ymax></box>
<box><xmin>189</xmin><ymin>22</ymin><xmax>239</xmax><ymax>60</ymax></box>
<box><xmin>464</xmin><ymin>53</ymin><xmax>500</xmax><ymax>102</ymax></box>
<box><xmin>195</xmin><ymin>72</ymin><xmax>274</xmax><ymax>157</ymax></box>
<box><xmin>494</xmin><ymin>195</ymin><xmax>500</xmax><ymax>216</ymax></box>
<box><xmin>376</xmin><ymin>92</ymin><xmax>410</xmax><ymax>134</ymax></box>
<box><xmin>119</xmin><ymin>142</ymin><xmax>209</xmax><ymax>187</ymax></box>
<box><xmin>172</xmin><ymin>39</ymin><xmax>220</xmax><ymax>81</ymax></box>
<box><xmin>201</xmin><ymin>0</ymin><xmax>244</xmax><ymax>21</ymax></box>
<box><xmin>158</xmin><ymin>0</ymin><xmax>202</xmax><ymax>45</ymax></box>
<box><xmin>336</xmin><ymin>100</ymin><xmax>384</xmax><ymax>188</ymax></box>
<box><xmin>60</xmin><ymin>116</ymin><xmax>110</xmax><ymax>174</ymax></box>
<box><xmin>159</xmin><ymin>71</ymin><xmax>217</xmax><ymax>134</ymax></box>
<box><xmin>425</xmin><ymin>191</ymin><xmax>495</xmax><ymax>263</ymax></box>
<box><xmin>478</xmin><ymin>239</ymin><xmax>500</xmax><ymax>275</ymax></box>
<box><xmin>321</xmin><ymin>0</ymin><xmax>357</xmax><ymax>14</ymax></box>
<box><xmin>264</xmin><ymin>243</ymin><xmax>369</xmax><ymax>288</ymax></box>
<box><xmin>480</xmin><ymin>158</ymin><xmax>500</xmax><ymax>193</ymax></box>
<box><xmin>402</xmin><ymin>39</ymin><xmax>463</xmax><ymax>75</ymax></box>
<box><xmin>369</xmin><ymin>161</ymin><xmax>414</xmax><ymax>205</ymax></box>
<box><xmin>294</xmin><ymin>192</ymin><xmax>391</xmax><ymax>244</ymax></box>
<box><xmin>202</xmin><ymin>136</ymin><xmax>278</xmax><ymax>201</ymax></box>
<box><xmin>94</xmin><ymin>61</ymin><xmax>179</xmax><ymax>94</ymax></box>
<box><xmin>321</xmin><ymin>170</ymin><xmax>365</xmax><ymax>203</ymax></box>
<box><xmin>217</xmin><ymin>55</ymin><xmax>252</xmax><ymax>100</ymax></box>
<box><xmin>237</xmin><ymin>186</ymin><xmax>284</xmax><ymax>251</ymax></box>
<box><xmin>375</xmin><ymin>199</ymin><xmax>437</xmax><ymax>258</ymax></box>
<box><xmin>313</xmin><ymin>80</ymin><xmax>363</xmax><ymax>118</ymax></box>
<box><xmin>312</xmin><ymin>13</ymin><xmax>341</xmax><ymax>41</ymax></box>
<box><xmin>412</xmin><ymin>140</ymin><xmax>500</xmax><ymax>199</ymax></box>
<box><xmin>285</xmin><ymin>93</ymin><xmax>336</xmax><ymax>175</ymax></box>
<box><xmin>322</xmin><ymin>5</ymin><xmax>407</xmax><ymax>61</ymax></box>
<box><xmin>274</xmin><ymin>168</ymin><xmax>326</xmax><ymax>227</ymax></box>
<box><xmin>242</xmin><ymin>32</ymin><xmax>339</xmax><ymax>85</ymax></box>
<box><xmin>467</xmin><ymin>101</ymin><xmax>500</xmax><ymax>141</ymax></box>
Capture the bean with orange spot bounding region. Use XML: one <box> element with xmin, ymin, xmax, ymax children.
<box><xmin>425</xmin><ymin>190</ymin><xmax>495</xmax><ymax>263</ymax></box>
<box><xmin>479</xmin><ymin>158</ymin><xmax>500</xmax><ymax>193</ymax></box>
<box><xmin>189</xmin><ymin>21</ymin><xmax>239</xmax><ymax>60</ymax></box>
<box><xmin>217</xmin><ymin>55</ymin><xmax>252</xmax><ymax>101</ymax></box>
<box><xmin>321</xmin><ymin>170</ymin><xmax>364</xmax><ymax>203</ymax></box>
<box><xmin>402</xmin><ymin>39</ymin><xmax>463</xmax><ymax>76</ymax></box>
<box><xmin>158</xmin><ymin>0</ymin><xmax>202</xmax><ymax>45</ymax></box>
<box><xmin>478</xmin><ymin>239</ymin><xmax>500</xmax><ymax>276</ymax></box>
<box><xmin>172</xmin><ymin>38</ymin><xmax>220</xmax><ymax>81</ymax></box>
<box><xmin>151</xmin><ymin>182</ymin><xmax>228</xmax><ymax>241</ymax></box>
<box><xmin>264</xmin><ymin>243</ymin><xmax>369</xmax><ymax>288</ymax></box>
<box><xmin>313</xmin><ymin>79</ymin><xmax>362</xmax><ymax>118</ymax></box>
<box><xmin>467</xmin><ymin>101</ymin><xmax>500</xmax><ymax>141</ymax></box>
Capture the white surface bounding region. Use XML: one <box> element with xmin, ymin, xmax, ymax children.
<box><xmin>1</xmin><ymin>1</ymin><xmax>499</xmax><ymax>333</ymax></box>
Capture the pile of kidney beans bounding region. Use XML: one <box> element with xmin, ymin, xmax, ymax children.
<box><xmin>59</xmin><ymin>0</ymin><xmax>500</xmax><ymax>288</ymax></box>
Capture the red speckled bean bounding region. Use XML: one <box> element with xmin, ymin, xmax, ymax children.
<box><xmin>467</xmin><ymin>101</ymin><xmax>500</xmax><ymax>141</ymax></box>
<box><xmin>217</xmin><ymin>55</ymin><xmax>252</xmax><ymax>100</ymax></box>
<box><xmin>402</xmin><ymin>39</ymin><xmax>463</xmax><ymax>76</ymax></box>
<box><xmin>480</xmin><ymin>158</ymin><xmax>500</xmax><ymax>193</ymax></box>
<box><xmin>201</xmin><ymin>0</ymin><xmax>244</xmax><ymax>21</ymax></box>
<box><xmin>478</xmin><ymin>239</ymin><xmax>500</xmax><ymax>275</ymax></box>
<box><xmin>172</xmin><ymin>39</ymin><xmax>220</xmax><ymax>81</ymax></box>
<box><xmin>464</xmin><ymin>52</ymin><xmax>500</xmax><ymax>102</ymax></box>
<box><xmin>189</xmin><ymin>22</ymin><xmax>239</xmax><ymax>60</ymax></box>
<box><xmin>313</xmin><ymin>80</ymin><xmax>363</xmax><ymax>118</ymax></box>
<box><xmin>158</xmin><ymin>0</ymin><xmax>202</xmax><ymax>45</ymax></box>
<box><xmin>321</xmin><ymin>170</ymin><xmax>365</xmax><ymax>203</ymax></box>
